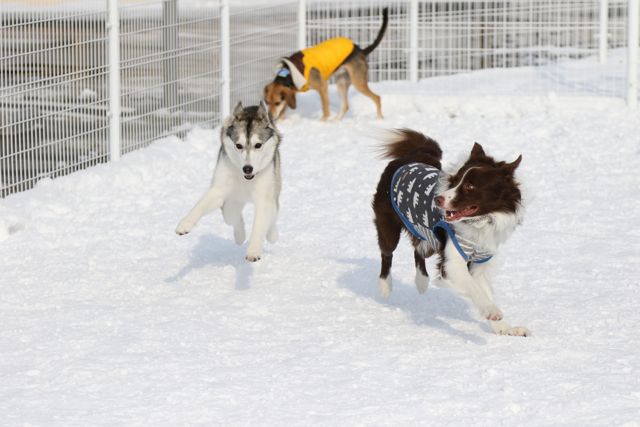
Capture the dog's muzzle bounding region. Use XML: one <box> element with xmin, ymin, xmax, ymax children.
<box><xmin>243</xmin><ymin>165</ymin><xmax>254</xmax><ymax>180</ymax></box>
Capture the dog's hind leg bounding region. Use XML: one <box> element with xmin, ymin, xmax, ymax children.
<box><xmin>222</xmin><ymin>200</ymin><xmax>246</xmax><ymax>244</ymax></box>
<box><xmin>374</xmin><ymin>211</ymin><xmax>402</xmax><ymax>298</ymax></box>
<box><xmin>335</xmin><ymin>69</ymin><xmax>351</xmax><ymax>120</ymax></box>
<box><xmin>266</xmin><ymin>224</ymin><xmax>278</xmax><ymax>244</ymax></box>
<box><xmin>414</xmin><ymin>244</ymin><xmax>432</xmax><ymax>294</ymax></box>
<box><xmin>266</xmin><ymin>206</ymin><xmax>279</xmax><ymax>243</ymax></box>
<box><xmin>345</xmin><ymin>58</ymin><xmax>382</xmax><ymax>119</ymax></box>
<box><xmin>307</xmin><ymin>68</ymin><xmax>331</xmax><ymax>121</ymax></box>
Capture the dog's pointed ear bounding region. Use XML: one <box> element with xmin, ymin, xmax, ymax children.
<box><xmin>284</xmin><ymin>89</ymin><xmax>297</xmax><ymax>110</ymax></box>
<box><xmin>470</xmin><ymin>142</ymin><xmax>486</xmax><ymax>158</ymax></box>
<box><xmin>232</xmin><ymin>101</ymin><xmax>244</xmax><ymax>117</ymax></box>
<box><xmin>258</xmin><ymin>100</ymin><xmax>275</xmax><ymax>126</ymax></box>
<box><xmin>503</xmin><ymin>154</ymin><xmax>522</xmax><ymax>172</ymax></box>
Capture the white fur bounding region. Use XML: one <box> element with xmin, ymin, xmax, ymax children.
<box><xmin>273</xmin><ymin>103</ymin><xmax>286</xmax><ymax>121</ymax></box>
<box><xmin>415</xmin><ymin>269</ymin><xmax>429</xmax><ymax>294</ymax></box>
<box><xmin>379</xmin><ymin>276</ymin><xmax>392</xmax><ymax>299</ymax></box>
<box><xmin>436</xmin><ymin>163</ymin><xmax>528</xmax><ymax>334</ymax></box>
<box><xmin>176</xmin><ymin>108</ymin><xmax>280</xmax><ymax>262</ymax></box>
<box><xmin>383</xmin><ymin>148</ymin><xmax>529</xmax><ymax>336</ymax></box>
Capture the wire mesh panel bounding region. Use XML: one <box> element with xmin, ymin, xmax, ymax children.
<box><xmin>306</xmin><ymin>0</ymin><xmax>631</xmax><ymax>97</ymax></box>
<box><xmin>0</xmin><ymin>0</ymin><xmax>222</xmax><ymax>198</ymax></box>
<box><xmin>229</xmin><ymin>2</ymin><xmax>298</xmax><ymax>107</ymax></box>
<box><xmin>415</xmin><ymin>0</ymin><xmax>629</xmax><ymax>96</ymax></box>
<box><xmin>306</xmin><ymin>0</ymin><xmax>409</xmax><ymax>82</ymax></box>
<box><xmin>1</xmin><ymin>0</ymin><xmax>636</xmax><ymax>198</ymax></box>
<box><xmin>1</xmin><ymin>4</ymin><xmax>110</xmax><ymax>198</ymax></box>
<box><xmin>119</xmin><ymin>0</ymin><xmax>221</xmax><ymax>154</ymax></box>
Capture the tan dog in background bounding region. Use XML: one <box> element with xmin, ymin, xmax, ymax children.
<box><xmin>263</xmin><ymin>8</ymin><xmax>388</xmax><ymax>121</ymax></box>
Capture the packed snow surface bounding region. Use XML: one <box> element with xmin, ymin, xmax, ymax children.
<box><xmin>1</xmin><ymin>68</ymin><xmax>640</xmax><ymax>426</ymax></box>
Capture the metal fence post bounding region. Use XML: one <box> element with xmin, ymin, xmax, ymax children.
<box><xmin>629</xmin><ymin>0</ymin><xmax>639</xmax><ymax>109</ymax></box>
<box><xmin>107</xmin><ymin>0</ymin><xmax>121</xmax><ymax>161</ymax></box>
<box><xmin>298</xmin><ymin>0</ymin><xmax>306</xmax><ymax>50</ymax></box>
<box><xmin>221</xmin><ymin>0</ymin><xmax>231</xmax><ymax>118</ymax></box>
<box><xmin>409</xmin><ymin>0</ymin><xmax>418</xmax><ymax>82</ymax></box>
<box><xmin>599</xmin><ymin>0</ymin><xmax>608</xmax><ymax>63</ymax></box>
<box><xmin>163</xmin><ymin>0</ymin><xmax>178</xmax><ymax>111</ymax></box>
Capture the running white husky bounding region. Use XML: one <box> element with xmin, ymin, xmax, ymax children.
<box><xmin>176</xmin><ymin>101</ymin><xmax>281</xmax><ymax>262</ymax></box>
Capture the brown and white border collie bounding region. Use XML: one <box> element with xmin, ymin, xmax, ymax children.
<box><xmin>372</xmin><ymin>129</ymin><xmax>529</xmax><ymax>336</ymax></box>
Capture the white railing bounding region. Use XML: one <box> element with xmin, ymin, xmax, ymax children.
<box><xmin>228</xmin><ymin>2</ymin><xmax>298</xmax><ymax>107</ymax></box>
<box><xmin>628</xmin><ymin>0</ymin><xmax>639</xmax><ymax>108</ymax></box>
<box><xmin>1</xmin><ymin>0</ymin><xmax>638</xmax><ymax>198</ymax></box>
<box><xmin>305</xmin><ymin>0</ymin><xmax>635</xmax><ymax>97</ymax></box>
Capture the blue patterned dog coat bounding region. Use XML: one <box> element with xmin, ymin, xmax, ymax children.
<box><xmin>390</xmin><ymin>163</ymin><xmax>493</xmax><ymax>264</ymax></box>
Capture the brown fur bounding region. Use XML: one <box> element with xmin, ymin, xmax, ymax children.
<box><xmin>263</xmin><ymin>84</ymin><xmax>297</xmax><ymax>121</ymax></box>
<box><xmin>372</xmin><ymin>130</ymin><xmax>444</xmax><ymax>282</ymax></box>
<box><xmin>263</xmin><ymin>9</ymin><xmax>388</xmax><ymax>121</ymax></box>
<box><xmin>441</xmin><ymin>143</ymin><xmax>522</xmax><ymax>217</ymax></box>
<box><xmin>373</xmin><ymin>132</ymin><xmax>527</xmax><ymax>335</ymax></box>
<box><xmin>372</xmin><ymin>131</ymin><xmax>522</xmax><ymax>286</ymax></box>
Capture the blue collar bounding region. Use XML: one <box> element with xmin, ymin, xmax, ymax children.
<box><xmin>432</xmin><ymin>220</ymin><xmax>493</xmax><ymax>264</ymax></box>
<box><xmin>276</xmin><ymin>68</ymin><xmax>290</xmax><ymax>78</ymax></box>
<box><xmin>388</xmin><ymin>163</ymin><xmax>492</xmax><ymax>264</ymax></box>
<box><xmin>274</xmin><ymin>68</ymin><xmax>295</xmax><ymax>88</ymax></box>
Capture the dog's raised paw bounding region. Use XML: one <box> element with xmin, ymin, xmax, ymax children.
<box><xmin>501</xmin><ymin>326</ymin><xmax>531</xmax><ymax>337</ymax></box>
<box><xmin>245</xmin><ymin>254</ymin><xmax>261</xmax><ymax>262</ymax></box>
<box><xmin>175</xmin><ymin>219</ymin><xmax>194</xmax><ymax>235</ymax></box>
<box><xmin>483</xmin><ymin>306</ymin><xmax>503</xmax><ymax>321</ymax></box>
<box><xmin>175</xmin><ymin>226</ymin><xmax>190</xmax><ymax>235</ymax></box>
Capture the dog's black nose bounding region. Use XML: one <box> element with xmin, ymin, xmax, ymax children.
<box><xmin>243</xmin><ymin>165</ymin><xmax>253</xmax><ymax>174</ymax></box>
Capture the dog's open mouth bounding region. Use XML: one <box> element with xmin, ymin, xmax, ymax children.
<box><xmin>445</xmin><ymin>205</ymin><xmax>479</xmax><ymax>222</ymax></box>
<box><xmin>244</xmin><ymin>174</ymin><xmax>255</xmax><ymax>180</ymax></box>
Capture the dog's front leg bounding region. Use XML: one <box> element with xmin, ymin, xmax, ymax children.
<box><xmin>470</xmin><ymin>263</ymin><xmax>531</xmax><ymax>337</ymax></box>
<box><xmin>175</xmin><ymin>185</ymin><xmax>225</xmax><ymax>235</ymax></box>
<box><xmin>316</xmin><ymin>86</ymin><xmax>330</xmax><ymax>121</ymax></box>
<box><xmin>443</xmin><ymin>244</ymin><xmax>503</xmax><ymax>321</ymax></box>
<box><xmin>245</xmin><ymin>199</ymin><xmax>277</xmax><ymax>262</ymax></box>
<box><xmin>308</xmin><ymin>69</ymin><xmax>330</xmax><ymax>120</ymax></box>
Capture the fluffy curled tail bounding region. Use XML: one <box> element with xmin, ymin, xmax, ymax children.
<box><xmin>380</xmin><ymin>129</ymin><xmax>443</xmax><ymax>165</ymax></box>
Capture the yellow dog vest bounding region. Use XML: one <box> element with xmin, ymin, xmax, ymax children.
<box><xmin>278</xmin><ymin>38</ymin><xmax>355</xmax><ymax>92</ymax></box>
<box><xmin>300</xmin><ymin>38</ymin><xmax>355</xmax><ymax>90</ymax></box>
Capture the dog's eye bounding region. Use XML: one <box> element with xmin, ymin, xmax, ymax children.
<box><xmin>254</xmin><ymin>143</ymin><xmax>262</xmax><ymax>149</ymax></box>
<box><xmin>463</xmin><ymin>182</ymin><xmax>475</xmax><ymax>191</ymax></box>
<box><xmin>235</xmin><ymin>144</ymin><xmax>243</xmax><ymax>150</ymax></box>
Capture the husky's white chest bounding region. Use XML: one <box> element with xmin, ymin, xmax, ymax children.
<box><xmin>217</xmin><ymin>160</ymin><xmax>277</xmax><ymax>204</ymax></box>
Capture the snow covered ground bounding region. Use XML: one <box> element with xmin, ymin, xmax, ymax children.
<box><xmin>1</xmin><ymin>66</ymin><xmax>640</xmax><ymax>426</ymax></box>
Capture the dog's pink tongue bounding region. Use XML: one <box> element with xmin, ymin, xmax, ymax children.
<box><xmin>447</xmin><ymin>211</ymin><xmax>464</xmax><ymax>221</ymax></box>
<box><xmin>446</xmin><ymin>206</ymin><xmax>478</xmax><ymax>221</ymax></box>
